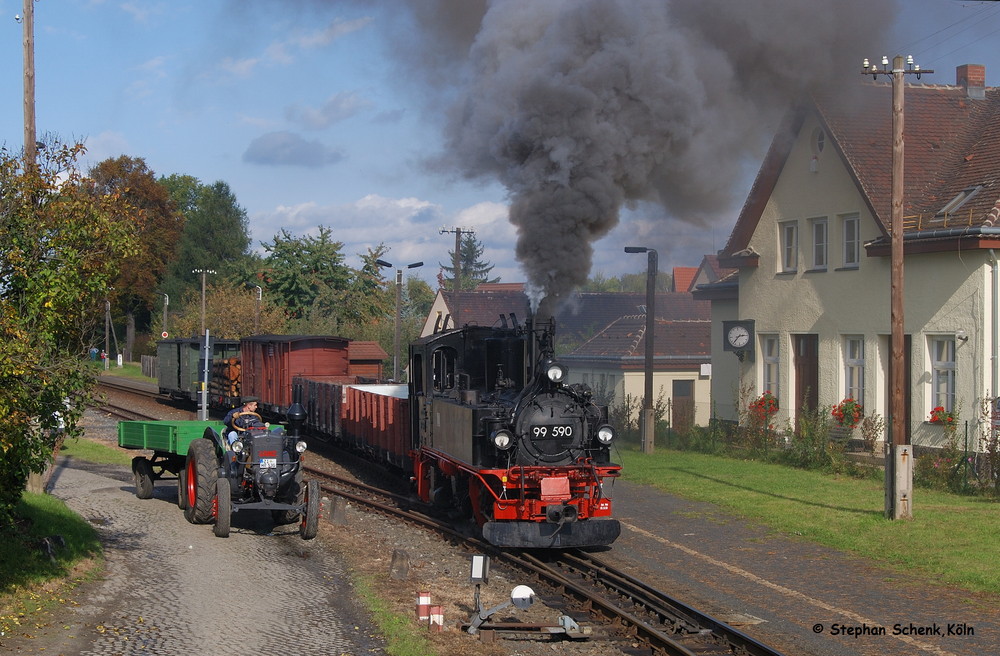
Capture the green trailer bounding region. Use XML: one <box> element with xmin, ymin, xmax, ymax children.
<box><xmin>118</xmin><ymin>420</ymin><xmax>226</xmax><ymax>504</ymax></box>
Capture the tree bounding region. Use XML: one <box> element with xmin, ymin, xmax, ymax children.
<box><xmin>0</xmin><ymin>142</ymin><xmax>135</xmax><ymax>527</ymax></box>
<box><xmin>439</xmin><ymin>232</ymin><xmax>499</xmax><ymax>290</ymax></box>
<box><xmin>159</xmin><ymin>176</ymin><xmax>252</xmax><ymax>304</ymax></box>
<box><xmin>261</xmin><ymin>226</ymin><xmax>351</xmax><ymax>323</ymax></box>
<box><xmin>161</xmin><ymin>279</ymin><xmax>287</xmax><ymax>339</ymax></box>
<box><xmin>89</xmin><ymin>156</ymin><xmax>184</xmax><ymax>361</ymax></box>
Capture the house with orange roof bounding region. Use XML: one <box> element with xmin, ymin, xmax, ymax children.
<box><xmin>697</xmin><ymin>64</ymin><xmax>1000</xmax><ymax>451</ymax></box>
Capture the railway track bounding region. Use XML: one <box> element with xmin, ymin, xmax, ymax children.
<box><xmin>303</xmin><ymin>464</ymin><xmax>786</xmax><ymax>656</ymax></box>
<box><xmin>104</xmin><ymin>377</ymin><xmax>786</xmax><ymax>656</ymax></box>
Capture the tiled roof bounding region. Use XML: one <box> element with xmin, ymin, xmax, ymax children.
<box><xmin>672</xmin><ymin>267</ymin><xmax>698</xmax><ymax>292</ymax></box>
<box><xmin>723</xmin><ymin>68</ymin><xmax>1000</xmax><ymax>258</ymax></box>
<box><xmin>442</xmin><ymin>289</ymin><xmax>710</xmax><ymax>341</ymax></box>
<box><xmin>568</xmin><ymin>316</ymin><xmax>710</xmax><ymax>365</ymax></box>
<box><xmin>348</xmin><ymin>341</ymin><xmax>388</xmax><ymax>361</ymax></box>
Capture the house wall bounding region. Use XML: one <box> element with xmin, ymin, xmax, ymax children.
<box><xmin>710</xmin><ymin>298</ymin><xmax>741</xmax><ymax>422</ymax></box>
<box><xmin>569</xmin><ymin>365</ymin><xmax>712</xmax><ymax>427</ymax></box>
<box><xmin>737</xmin><ymin>111</ymin><xmax>995</xmax><ymax>449</ymax></box>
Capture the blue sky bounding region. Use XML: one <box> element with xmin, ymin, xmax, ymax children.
<box><xmin>3</xmin><ymin>1</ymin><xmax>1000</xmax><ymax>289</ymax></box>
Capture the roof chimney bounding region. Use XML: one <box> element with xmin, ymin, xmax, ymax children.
<box><xmin>957</xmin><ymin>64</ymin><xmax>986</xmax><ymax>100</ymax></box>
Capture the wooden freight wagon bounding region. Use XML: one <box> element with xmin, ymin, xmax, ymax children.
<box><xmin>293</xmin><ymin>377</ymin><xmax>410</xmax><ymax>470</ymax></box>
<box><xmin>241</xmin><ymin>335</ymin><xmax>352</xmax><ymax>415</ymax></box>
<box><xmin>156</xmin><ymin>337</ymin><xmax>240</xmax><ymax>403</ymax></box>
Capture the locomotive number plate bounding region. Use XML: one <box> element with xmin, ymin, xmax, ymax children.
<box><xmin>532</xmin><ymin>424</ymin><xmax>573</xmax><ymax>439</ymax></box>
<box><xmin>259</xmin><ymin>458</ymin><xmax>277</xmax><ymax>469</ymax></box>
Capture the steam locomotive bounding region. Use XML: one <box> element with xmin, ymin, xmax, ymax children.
<box><xmin>406</xmin><ymin>318</ymin><xmax>622</xmax><ymax>548</ymax></box>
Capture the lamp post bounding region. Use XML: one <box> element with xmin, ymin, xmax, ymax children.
<box><xmin>192</xmin><ymin>269</ymin><xmax>215</xmax><ymax>336</ymax></box>
<box><xmin>376</xmin><ymin>259</ymin><xmax>424</xmax><ymax>381</ymax></box>
<box><xmin>861</xmin><ymin>54</ymin><xmax>931</xmax><ymax>520</ymax></box>
<box><xmin>162</xmin><ymin>294</ymin><xmax>169</xmax><ymax>338</ymax></box>
<box><xmin>625</xmin><ymin>246</ymin><xmax>657</xmax><ymax>454</ymax></box>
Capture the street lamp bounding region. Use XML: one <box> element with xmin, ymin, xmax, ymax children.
<box><xmin>861</xmin><ymin>54</ymin><xmax>932</xmax><ymax>521</ymax></box>
<box><xmin>376</xmin><ymin>259</ymin><xmax>424</xmax><ymax>381</ymax></box>
<box><xmin>192</xmin><ymin>269</ymin><xmax>215</xmax><ymax>336</ymax></box>
<box><xmin>245</xmin><ymin>284</ymin><xmax>262</xmax><ymax>334</ymax></box>
<box><xmin>625</xmin><ymin>246</ymin><xmax>657</xmax><ymax>454</ymax></box>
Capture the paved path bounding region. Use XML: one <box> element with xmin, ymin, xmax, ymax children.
<box><xmin>612</xmin><ymin>480</ymin><xmax>999</xmax><ymax>656</ymax></box>
<box><xmin>7</xmin><ymin>458</ymin><xmax>386</xmax><ymax>655</ymax></box>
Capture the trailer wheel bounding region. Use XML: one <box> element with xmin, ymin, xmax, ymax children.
<box><xmin>300</xmin><ymin>479</ymin><xmax>319</xmax><ymax>540</ymax></box>
<box><xmin>213</xmin><ymin>478</ymin><xmax>231</xmax><ymax>538</ymax></box>
<box><xmin>131</xmin><ymin>457</ymin><xmax>155</xmax><ymax>499</ymax></box>
<box><xmin>177</xmin><ymin>468</ymin><xmax>188</xmax><ymax>510</ymax></box>
<box><xmin>184</xmin><ymin>439</ymin><xmax>218</xmax><ymax>524</ymax></box>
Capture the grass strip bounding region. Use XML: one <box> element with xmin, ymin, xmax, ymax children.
<box><xmin>618</xmin><ymin>447</ymin><xmax>1000</xmax><ymax>596</ymax></box>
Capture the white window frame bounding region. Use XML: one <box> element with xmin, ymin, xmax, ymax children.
<box><xmin>762</xmin><ymin>335</ymin><xmax>779</xmax><ymax>398</ymax></box>
<box><xmin>811</xmin><ymin>217</ymin><xmax>828</xmax><ymax>270</ymax></box>
<box><xmin>842</xmin><ymin>214</ymin><xmax>860</xmax><ymax>268</ymax></box>
<box><xmin>779</xmin><ymin>221</ymin><xmax>798</xmax><ymax>273</ymax></box>
<box><xmin>930</xmin><ymin>336</ymin><xmax>956</xmax><ymax>412</ymax></box>
<box><xmin>844</xmin><ymin>336</ymin><xmax>864</xmax><ymax>405</ymax></box>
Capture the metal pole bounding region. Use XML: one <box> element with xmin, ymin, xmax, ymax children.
<box><xmin>255</xmin><ymin>285</ymin><xmax>262</xmax><ymax>335</ymax></box>
<box><xmin>642</xmin><ymin>251</ymin><xmax>657</xmax><ymax>454</ymax></box>
<box><xmin>162</xmin><ymin>294</ymin><xmax>169</xmax><ymax>337</ymax></box>
<box><xmin>21</xmin><ymin>0</ymin><xmax>35</xmax><ymax>167</ymax></box>
<box><xmin>394</xmin><ymin>268</ymin><xmax>402</xmax><ymax>380</ymax></box>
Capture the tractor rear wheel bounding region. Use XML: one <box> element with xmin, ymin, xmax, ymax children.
<box><xmin>131</xmin><ymin>457</ymin><xmax>154</xmax><ymax>499</ymax></box>
<box><xmin>213</xmin><ymin>478</ymin><xmax>231</xmax><ymax>538</ymax></box>
<box><xmin>300</xmin><ymin>479</ymin><xmax>319</xmax><ymax>540</ymax></box>
<box><xmin>183</xmin><ymin>439</ymin><xmax>218</xmax><ymax>524</ymax></box>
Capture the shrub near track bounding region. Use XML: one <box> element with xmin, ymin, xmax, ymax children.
<box><xmin>619</xmin><ymin>447</ymin><xmax>1000</xmax><ymax>596</ymax></box>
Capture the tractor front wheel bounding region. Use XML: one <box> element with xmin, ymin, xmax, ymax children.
<box><xmin>213</xmin><ymin>478</ymin><xmax>232</xmax><ymax>538</ymax></box>
<box><xmin>300</xmin><ymin>480</ymin><xmax>319</xmax><ymax>540</ymax></box>
<box><xmin>183</xmin><ymin>439</ymin><xmax>218</xmax><ymax>524</ymax></box>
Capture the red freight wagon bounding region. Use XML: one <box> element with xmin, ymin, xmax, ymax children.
<box><xmin>241</xmin><ymin>335</ymin><xmax>351</xmax><ymax>415</ymax></box>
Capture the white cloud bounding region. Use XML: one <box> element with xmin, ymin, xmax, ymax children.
<box><xmin>242</xmin><ymin>131</ymin><xmax>344</xmax><ymax>168</ymax></box>
<box><xmin>285</xmin><ymin>92</ymin><xmax>373</xmax><ymax>130</ymax></box>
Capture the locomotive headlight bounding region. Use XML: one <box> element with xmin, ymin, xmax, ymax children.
<box><xmin>491</xmin><ymin>429</ymin><xmax>514</xmax><ymax>450</ymax></box>
<box><xmin>596</xmin><ymin>424</ymin><xmax>616</xmax><ymax>445</ymax></box>
<box><xmin>295</xmin><ymin>440</ymin><xmax>308</xmax><ymax>453</ymax></box>
<box><xmin>544</xmin><ymin>360</ymin><xmax>566</xmax><ymax>383</ymax></box>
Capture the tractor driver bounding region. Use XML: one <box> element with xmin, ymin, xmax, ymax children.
<box><xmin>224</xmin><ymin>397</ymin><xmax>259</xmax><ymax>447</ymax></box>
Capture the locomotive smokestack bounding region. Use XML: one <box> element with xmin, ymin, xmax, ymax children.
<box><xmin>384</xmin><ymin>0</ymin><xmax>893</xmax><ymax>304</ymax></box>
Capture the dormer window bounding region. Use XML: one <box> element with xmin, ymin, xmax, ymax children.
<box><xmin>938</xmin><ymin>185</ymin><xmax>982</xmax><ymax>217</ymax></box>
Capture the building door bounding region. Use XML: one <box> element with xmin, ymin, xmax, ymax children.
<box><xmin>794</xmin><ymin>334</ymin><xmax>819</xmax><ymax>419</ymax></box>
<box><xmin>672</xmin><ymin>379</ymin><xmax>695</xmax><ymax>434</ymax></box>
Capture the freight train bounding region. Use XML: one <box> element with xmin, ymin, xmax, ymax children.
<box><xmin>156</xmin><ymin>319</ymin><xmax>622</xmax><ymax>548</ymax></box>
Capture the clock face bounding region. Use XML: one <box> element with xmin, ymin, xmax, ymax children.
<box><xmin>728</xmin><ymin>325</ymin><xmax>750</xmax><ymax>349</ymax></box>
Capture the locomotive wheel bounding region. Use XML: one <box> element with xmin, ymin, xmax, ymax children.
<box><xmin>131</xmin><ymin>457</ymin><xmax>155</xmax><ymax>500</ymax></box>
<box><xmin>183</xmin><ymin>439</ymin><xmax>218</xmax><ymax>524</ymax></box>
<box><xmin>299</xmin><ymin>479</ymin><xmax>319</xmax><ymax>540</ymax></box>
<box><xmin>177</xmin><ymin>468</ymin><xmax>188</xmax><ymax>510</ymax></box>
<box><xmin>213</xmin><ymin>478</ymin><xmax>232</xmax><ymax>538</ymax></box>
<box><xmin>272</xmin><ymin>468</ymin><xmax>304</xmax><ymax>526</ymax></box>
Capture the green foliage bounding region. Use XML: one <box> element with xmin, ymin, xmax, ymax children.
<box><xmin>159</xmin><ymin>175</ymin><xmax>252</xmax><ymax>302</ymax></box>
<box><xmin>438</xmin><ymin>232</ymin><xmax>498</xmax><ymax>290</ymax></box>
<box><xmin>581</xmin><ymin>270</ymin><xmax>672</xmax><ymax>292</ymax></box>
<box><xmin>0</xmin><ymin>142</ymin><xmax>135</xmax><ymax>528</ymax></box>
<box><xmin>261</xmin><ymin>226</ymin><xmax>351</xmax><ymax>321</ymax></box>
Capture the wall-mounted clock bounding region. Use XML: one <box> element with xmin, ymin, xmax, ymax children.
<box><xmin>722</xmin><ymin>320</ymin><xmax>755</xmax><ymax>357</ymax></box>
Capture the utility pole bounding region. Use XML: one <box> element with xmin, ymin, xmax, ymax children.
<box><xmin>862</xmin><ymin>54</ymin><xmax>932</xmax><ymax>520</ymax></box>
<box><xmin>440</xmin><ymin>227</ymin><xmax>473</xmax><ymax>329</ymax></box>
<box><xmin>19</xmin><ymin>0</ymin><xmax>36</xmax><ymax>167</ymax></box>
